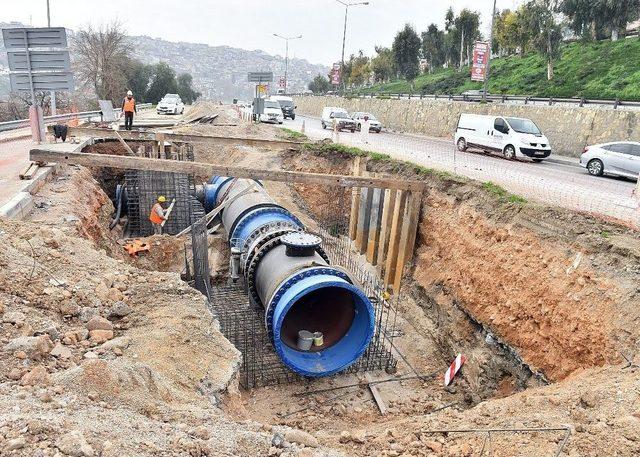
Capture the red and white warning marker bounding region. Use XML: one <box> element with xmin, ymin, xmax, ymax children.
<box><xmin>444</xmin><ymin>353</ymin><xmax>467</xmax><ymax>386</ymax></box>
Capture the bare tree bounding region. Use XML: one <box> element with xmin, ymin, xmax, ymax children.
<box><xmin>73</xmin><ymin>22</ymin><xmax>131</xmax><ymax>103</ymax></box>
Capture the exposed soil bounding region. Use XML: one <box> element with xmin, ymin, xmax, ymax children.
<box><xmin>2</xmin><ymin>104</ymin><xmax>639</xmax><ymax>456</ymax></box>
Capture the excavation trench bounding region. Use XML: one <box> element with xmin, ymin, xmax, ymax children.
<box><xmin>45</xmin><ymin>134</ymin><xmax>639</xmax><ymax>455</ymax></box>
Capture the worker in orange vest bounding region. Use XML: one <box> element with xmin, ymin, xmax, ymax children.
<box><xmin>149</xmin><ymin>196</ymin><xmax>167</xmax><ymax>235</ymax></box>
<box><xmin>122</xmin><ymin>90</ymin><xmax>137</xmax><ymax>130</ymax></box>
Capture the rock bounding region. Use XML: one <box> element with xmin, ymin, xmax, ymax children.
<box><xmin>51</xmin><ymin>342</ymin><xmax>73</xmax><ymax>359</ymax></box>
<box><xmin>20</xmin><ymin>366</ymin><xmax>51</xmax><ymax>386</ymax></box>
<box><xmin>2</xmin><ymin>311</ymin><xmax>25</xmax><ymax>325</ymax></box>
<box><xmin>56</xmin><ymin>430</ymin><xmax>94</xmax><ymax>457</ymax></box>
<box><xmin>388</xmin><ymin>452</ymin><xmax>399</xmax><ymax>457</ymax></box>
<box><xmin>94</xmin><ymin>283</ymin><xmax>110</xmax><ymax>302</ymax></box>
<box><xmin>3</xmin><ymin>335</ymin><xmax>53</xmax><ymax>360</ymax></box>
<box><xmin>79</xmin><ymin>307</ymin><xmax>98</xmax><ymax>323</ymax></box>
<box><xmin>35</xmin><ymin>321</ymin><xmax>61</xmax><ymax>341</ymax></box>
<box><xmin>339</xmin><ymin>431</ymin><xmax>351</xmax><ymax>443</ymax></box>
<box><xmin>271</xmin><ymin>433</ymin><xmax>285</xmax><ymax>448</ymax></box>
<box><xmin>8</xmin><ymin>368</ymin><xmax>23</xmax><ymax>381</ymax></box>
<box><xmin>5</xmin><ymin>436</ymin><xmax>26</xmax><ymax>451</ymax></box>
<box><xmin>100</xmin><ymin>336</ymin><xmax>130</xmax><ymax>351</ymax></box>
<box><xmin>424</xmin><ymin>440</ymin><xmax>443</xmax><ymax>453</ymax></box>
<box><xmin>86</xmin><ymin>316</ymin><xmax>113</xmax><ymax>332</ymax></box>
<box><xmin>39</xmin><ymin>391</ymin><xmax>53</xmax><ymax>403</ymax></box>
<box><xmin>84</xmin><ymin>351</ymin><xmax>98</xmax><ymax>359</ymax></box>
<box><xmin>107</xmin><ymin>301</ymin><xmax>131</xmax><ymax>319</ymax></box>
<box><xmin>59</xmin><ymin>300</ymin><xmax>81</xmax><ymax>317</ymax></box>
<box><xmin>89</xmin><ymin>330</ymin><xmax>114</xmax><ymax>344</ymax></box>
<box><xmin>284</xmin><ymin>429</ymin><xmax>319</xmax><ymax>448</ymax></box>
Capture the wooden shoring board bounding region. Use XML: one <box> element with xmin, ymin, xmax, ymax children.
<box><xmin>383</xmin><ymin>190</ymin><xmax>408</xmax><ymax>289</ymax></box>
<box><xmin>366</xmin><ymin>187</ymin><xmax>384</xmax><ymax>265</ymax></box>
<box><xmin>392</xmin><ymin>191</ymin><xmax>423</xmax><ymax>294</ymax></box>
<box><xmin>29</xmin><ymin>150</ymin><xmax>427</xmax><ymax>192</ymax></box>
<box><xmin>355</xmin><ymin>187</ymin><xmax>373</xmax><ymax>254</ymax></box>
<box><xmin>376</xmin><ymin>189</ymin><xmax>397</xmax><ymax>277</ymax></box>
<box><xmin>348</xmin><ymin>156</ymin><xmax>364</xmax><ymax>240</ymax></box>
<box><xmin>365</xmin><ymin>373</ymin><xmax>387</xmax><ymax>415</ymax></box>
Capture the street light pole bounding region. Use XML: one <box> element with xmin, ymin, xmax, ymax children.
<box><xmin>336</xmin><ymin>0</ymin><xmax>369</xmax><ymax>92</ymax></box>
<box><xmin>273</xmin><ymin>34</ymin><xmax>302</xmax><ymax>93</ymax></box>
<box><xmin>482</xmin><ymin>0</ymin><xmax>497</xmax><ymax>103</ymax></box>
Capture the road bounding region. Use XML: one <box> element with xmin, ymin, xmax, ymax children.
<box><xmin>279</xmin><ymin>115</ymin><xmax>639</xmax><ymax>226</ymax></box>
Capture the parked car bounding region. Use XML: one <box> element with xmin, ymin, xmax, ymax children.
<box><xmin>321</xmin><ymin>107</ymin><xmax>356</xmax><ymax>132</ymax></box>
<box><xmin>259</xmin><ymin>99</ymin><xmax>284</xmax><ymax>124</ymax></box>
<box><xmin>157</xmin><ymin>94</ymin><xmax>185</xmax><ymax>115</ymax></box>
<box><xmin>351</xmin><ymin>112</ymin><xmax>382</xmax><ymax>133</ymax></box>
<box><xmin>461</xmin><ymin>89</ymin><xmax>491</xmax><ymax>97</ymax></box>
<box><xmin>271</xmin><ymin>95</ymin><xmax>296</xmax><ymax>120</ymax></box>
<box><xmin>455</xmin><ymin>114</ymin><xmax>552</xmax><ymax>162</ymax></box>
<box><xmin>580</xmin><ymin>142</ymin><xmax>640</xmax><ymax>179</ymax></box>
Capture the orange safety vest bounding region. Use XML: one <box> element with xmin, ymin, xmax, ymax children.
<box><xmin>123</xmin><ymin>97</ymin><xmax>135</xmax><ymax>113</ymax></box>
<box><xmin>149</xmin><ymin>203</ymin><xmax>164</xmax><ymax>224</ymax></box>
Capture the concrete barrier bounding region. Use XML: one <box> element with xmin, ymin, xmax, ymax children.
<box><xmin>294</xmin><ymin>96</ymin><xmax>640</xmax><ymax>158</ymax></box>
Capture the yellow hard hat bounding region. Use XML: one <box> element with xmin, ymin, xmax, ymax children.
<box><xmin>158</xmin><ymin>196</ymin><xmax>166</xmax><ymax>202</ymax></box>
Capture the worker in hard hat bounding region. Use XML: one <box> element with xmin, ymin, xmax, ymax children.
<box><xmin>122</xmin><ymin>90</ymin><xmax>137</xmax><ymax>130</ymax></box>
<box><xmin>149</xmin><ymin>196</ymin><xmax>167</xmax><ymax>235</ymax></box>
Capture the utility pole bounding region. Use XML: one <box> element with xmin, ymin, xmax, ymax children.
<box><xmin>273</xmin><ymin>34</ymin><xmax>302</xmax><ymax>93</ymax></box>
<box><xmin>46</xmin><ymin>0</ymin><xmax>57</xmax><ymax>115</ymax></box>
<box><xmin>483</xmin><ymin>0</ymin><xmax>497</xmax><ymax>103</ymax></box>
<box><xmin>336</xmin><ymin>0</ymin><xmax>369</xmax><ymax>92</ymax></box>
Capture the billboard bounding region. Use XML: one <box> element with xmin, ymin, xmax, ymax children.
<box><xmin>471</xmin><ymin>41</ymin><xmax>490</xmax><ymax>82</ymax></box>
<box><xmin>278</xmin><ymin>76</ymin><xmax>286</xmax><ymax>88</ymax></box>
<box><xmin>330</xmin><ymin>62</ymin><xmax>341</xmax><ymax>86</ymax></box>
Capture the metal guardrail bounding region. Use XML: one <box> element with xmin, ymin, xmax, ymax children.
<box><xmin>292</xmin><ymin>92</ymin><xmax>640</xmax><ymax>110</ymax></box>
<box><xmin>0</xmin><ymin>103</ymin><xmax>153</xmax><ymax>132</ymax></box>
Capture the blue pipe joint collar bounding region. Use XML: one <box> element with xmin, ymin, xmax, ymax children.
<box><xmin>270</xmin><ymin>273</ymin><xmax>375</xmax><ymax>378</ymax></box>
<box><xmin>230</xmin><ymin>207</ymin><xmax>303</xmax><ymax>249</ymax></box>
<box><xmin>203</xmin><ymin>176</ymin><xmax>233</xmax><ymax>212</ymax></box>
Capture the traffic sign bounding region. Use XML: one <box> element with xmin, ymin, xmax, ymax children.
<box><xmin>10</xmin><ymin>72</ymin><xmax>74</xmax><ymax>91</ymax></box>
<box><xmin>7</xmin><ymin>50</ymin><xmax>71</xmax><ymax>72</ymax></box>
<box><xmin>248</xmin><ymin>72</ymin><xmax>274</xmax><ymax>83</ymax></box>
<box><xmin>2</xmin><ymin>27</ymin><xmax>68</xmax><ymax>50</ymax></box>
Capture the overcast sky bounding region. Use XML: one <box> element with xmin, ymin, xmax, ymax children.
<box><xmin>4</xmin><ymin>0</ymin><xmax>521</xmax><ymax>66</ymax></box>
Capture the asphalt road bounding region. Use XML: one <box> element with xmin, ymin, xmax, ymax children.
<box><xmin>278</xmin><ymin>115</ymin><xmax>639</xmax><ymax>226</ymax></box>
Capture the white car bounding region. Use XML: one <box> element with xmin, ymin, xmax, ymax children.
<box><xmin>455</xmin><ymin>114</ymin><xmax>552</xmax><ymax>162</ymax></box>
<box><xmin>260</xmin><ymin>99</ymin><xmax>284</xmax><ymax>124</ymax></box>
<box><xmin>321</xmin><ymin>107</ymin><xmax>357</xmax><ymax>131</ymax></box>
<box><xmin>351</xmin><ymin>112</ymin><xmax>382</xmax><ymax>133</ymax></box>
<box><xmin>580</xmin><ymin>142</ymin><xmax>640</xmax><ymax>179</ymax></box>
<box><xmin>157</xmin><ymin>94</ymin><xmax>185</xmax><ymax>115</ymax></box>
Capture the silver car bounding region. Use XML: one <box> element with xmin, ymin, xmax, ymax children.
<box><xmin>351</xmin><ymin>112</ymin><xmax>382</xmax><ymax>133</ymax></box>
<box><xmin>580</xmin><ymin>141</ymin><xmax>640</xmax><ymax>179</ymax></box>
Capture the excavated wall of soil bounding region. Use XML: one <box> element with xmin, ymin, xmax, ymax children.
<box><xmin>281</xmin><ymin>147</ymin><xmax>640</xmax><ymax>382</ymax></box>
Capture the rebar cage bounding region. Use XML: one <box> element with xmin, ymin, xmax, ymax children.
<box><xmin>209</xmin><ymin>226</ymin><xmax>398</xmax><ymax>389</ymax></box>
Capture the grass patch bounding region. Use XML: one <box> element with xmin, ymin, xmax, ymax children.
<box><xmin>278</xmin><ymin>128</ymin><xmax>308</xmax><ymax>141</ymax></box>
<box><xmin>303</xmin><ymin>142</ymin><xmax>371</xmax><ymax>158</ymax></box>
<box><xmin>482</xmin><ymin>181</ymin><xmax>527</xmax><ymax>205</ymax></box>
<box><xmin>599</xmin><ymin>230</ymin><xmax>612</xmax><ymax>238</ymax></box>
<box><xmin>359</xmin><ymin>39</ymin><xmax>640</xmax><ymax>101</ymax></box>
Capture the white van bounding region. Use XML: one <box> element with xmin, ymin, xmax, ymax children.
<box><xmin>455</xmin><ymin>114</ymin><xmax>552</xmax><ymax>162</ymax></box>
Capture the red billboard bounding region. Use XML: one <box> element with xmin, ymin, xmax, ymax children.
<box><xmin>471</xmin><ymin>41</ymin><xmax>490</xmax><ymax>82</ymax></box>
<box><xmin>330</xmin><ymin>62</ymin><xmax>341</xmax><ymax>86</ymax></box>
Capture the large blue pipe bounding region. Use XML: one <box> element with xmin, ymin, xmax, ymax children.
<box><xmin>203</xmin><ymin>177</ymin><xmax>375</xmax><ymax>377</ymax></box>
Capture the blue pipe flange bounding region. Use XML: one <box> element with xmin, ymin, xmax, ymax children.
<box><xmin>241</xmin><ymin>221</ymin><xmax>301</xmax><ymax>266</ymax></box>
<box><xmin>265</xmin><ymin>267</ymin><xmax>375</xmax><ymax>377</ymax></box>
<box><xmin>230</xmin><ymin>206</ymin><xmax>303</xmax><ymax>249</ymax></box>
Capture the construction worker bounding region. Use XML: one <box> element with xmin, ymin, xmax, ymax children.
<box><xmin>122</xmin><ymin>90</ymin><xmax>137</xmax><ymax>130</ymax></box>
<box><xmin>149</xmin><ymin>196</ymin><xmax>167</xmax><ymax>235</ymax></box>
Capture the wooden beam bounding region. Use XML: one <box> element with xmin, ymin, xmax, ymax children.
<box><xmin>383</xmin><ymin>190</ymin><xmax>407</xmax><ymax>290</ymax></box>
<box><xmin>365</xmin><ymin>373</ymin><xmax>387</xmax><ymax>415</ymax></box>
<box><xmin>348</xmin><ymin>156</ymin><xmax>364</xmax><ymax>240</ymax></box>
<box><xmin>113</xmin><ymin>130</ymin><xmax>136</xmax><ymax>156</ymax></box>
<box><xmin>392</xmin><ymin>191</ymin><xmax>422</xmax><ymax>294</ymax></box>
<box><xmin>54</xmin><ymin>126</ymin><xmax>301</xmax><ymax>150</ymax></box>
<box><xmin>29</xmin><ymin>150</ymin><xmax>427</xmax><ymax>192</ymax></box>
<box><xmin>366</xmin><ymin>188</ymin><xmax>384</xmax><ymax>265</ymax></box>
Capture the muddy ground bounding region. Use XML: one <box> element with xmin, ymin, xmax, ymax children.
<box><xmin>1</xmin><ymin>104</ymin><xmax>639</xmax><ymax>456</ymax></box>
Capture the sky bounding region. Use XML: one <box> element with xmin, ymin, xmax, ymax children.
<box><xmin>3</xmin><ymin>0</ymin><xmax>522</xmax><ymax>66</ymax></box>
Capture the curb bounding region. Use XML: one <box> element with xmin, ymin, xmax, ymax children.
<box><xmin>546</xmin><ymin>156</ymin><xmax>581</xmax><ymax>168</ymax></box>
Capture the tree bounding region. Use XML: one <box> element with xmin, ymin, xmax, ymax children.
<box><xmin>146</xmin><ymin>62</ymin><xmax>179</xmax><ymax>103</ymax></box>
<box><xmin>347</xmin><ymin>51</ymin><xmax>371</xmax><ymax>87</ymax></box>
<box><xmin>421</xmin><ymin>24</ymin><xmax>445</xmax><ymax>72</ymax></box>
<box><xmin>494</xmin><ymin>6</ymin><xmax>534</xmax><ymax>56</ymax></box>
<box><xmin>597</xmin><ymin>0</ymin><xmax>640</xmax><ymax>41</ymax></box>
<box><xmin>371</xmin><ymin>46</ymin><xmax>395</xmax><ymax>82</ymax></box>
<box><xmin>392</xmin><ymin>24</ymin><xmax>421</xmax><ymax>81</ymax></box>
<box><xmin>558</xmin><ymin>0</ymin><xmax>640</xmax><ymax>41</ymax></box>
<box><xmin>454</xmin><ymin>9</ymin><xmax>481</xmax><ymax>68</ymax></box>
<box><xmin>308</xmin><ymin>74</ymin><xmax>331</xmax><ymax>93</ymax></box>
<box><xmin>122</xmin><ymin>58</ymin><xmax>152</xmax><ymax>102</ymax></box>
<box><xmin>529</xmin><ymin>1</ymin><xmax>563</xmax><ymax>80</ymax></box>
<box><xmin>73</xmin><ymin>22</ymin><xmax>132</xmax><ymax>102</ymax></box>
<box><xmin>177</xmin><ymin>73</ymin><xmax>201</xmax><ymax>104</ymax></box>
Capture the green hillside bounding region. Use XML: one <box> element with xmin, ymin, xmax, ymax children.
<box><xmin>358</xmin><ymin>39</ymin><xmax>640</xmax><ymax>101</ymax></box>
